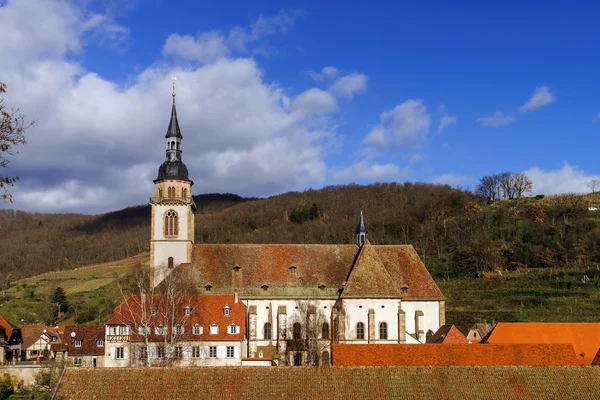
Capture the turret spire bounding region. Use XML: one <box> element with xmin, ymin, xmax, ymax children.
<box><xmin>155</xmin><ymin>79</ymin><xmax>189</xmax><ymax>181</ymax></box>
<box><xmin>354</xmin><ymin>211</ymin><xmax>368</xmax><ymax>247</ymax></box>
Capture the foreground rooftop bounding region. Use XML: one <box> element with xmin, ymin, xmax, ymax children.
<box><xmin>55</xmin><ymin>366</ymin><xmax>600</xmax><ymax>400</ymax></box>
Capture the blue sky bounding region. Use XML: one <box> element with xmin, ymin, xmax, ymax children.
<box><xmin>1</xmin><ymin>0</ymin><xmax>599</xmax><ymax>213</ymax></box>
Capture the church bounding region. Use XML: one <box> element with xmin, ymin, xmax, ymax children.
<box><xmin>148</xmin><ymin>84</ymin><xmax>445</xmax><ymax>365</ymax></box>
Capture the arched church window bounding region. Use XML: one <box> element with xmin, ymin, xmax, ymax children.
<box><xmin>168</xmin><ymin>257</ymin><xmax>174</xmax><ymax>269</ymax></box>
<box><xmin>264</xmin><ymin>323</ymin><xmax>272</xmax><ymax>340</ymax></box>
<box><xmin>379</xmin><ymin>322</ymin><xmax>388</xmax><ymax>340</ymax></box>
<box><xmin>322</xmin><ymin>322</ymin><xmax>329</xmax><ymax>340</ymax></box>
<box><xmin>158</xmin><ymin>188</ymin><xmax>162</xmax><ymax>198</ymax></box>
<box><xmin>321</xmin><ymin>351</ymin><xmax>330</xmax><ymax>366</ymax></box>
<box><xmin>177</xmin><ymin>142</ymin><xmax>180</xmax><ymax>150</ymax></box>
<box><xmin>293</xmin><ymin>322</ymin><xmax>301</xmax><ymax>340</ymax></box>
<box><xmin>164</xmin><ymin>210</ymin><xmax>178</xmax><ymax>237</ymax></box>
<box><xmin>182</xmin><ymin>188</ymin><xmax>187</xmax><ymax>199</ymax></box>
<box><xmin>426</xmin><ymin>329</ymin><xmax>434</xmax><ymax>342</ymax></box>
<box><xmin>356</xmin><ymin>322</ymin><xmax>365</xmax><ymax>339</ymax></box>
<box><xmin>171</xmin><ymin>141</ymin><xmax>175</xmax><ymax>149</ymax></box>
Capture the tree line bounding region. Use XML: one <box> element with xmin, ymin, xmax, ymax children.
<box><xmin>475</xmin><ymin>172</ymin><xmax>533</xmax><ymax>202</ymax></box>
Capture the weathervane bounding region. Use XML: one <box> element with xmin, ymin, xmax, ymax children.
<box><xmin>172</xmin><ymin>76</ymin><xmax>177</xmax><ymax>99</ymax></box>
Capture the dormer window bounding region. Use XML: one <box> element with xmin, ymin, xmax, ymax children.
<box><xmin>233</xmin><ymin>265</ymin><xmax>241</xmax><ymax>273</ymax></box>
<box><xmin>318</xmin><ymin>284</ymin><xmax>326</xmax><ymax>291</ymax></box>
<box><xmin>74</xmin><ymin>340</ymin><xmax>82</xmax><ymax>347</ymax></box>
<box><xmin>261</xmin><ymin>284</ymin><xmax>269</xmax><ymax>291</ymax></box>
<box><xmin>289</xmin><ymin>265</ymin><xmax>296</xmax><ymax>273</ymax></box>
<box><xmin>223</xmin><ymin>305</ymin><xmax>231</xmax><ymax>317</ymax></box>
<box><xmin>138</xmin><ymin>325</ymin><xmax>150</xmax><ymax>335</ymax></box>
<box><xmin>228</xmin><ymin>323</ymin><xmax>239</xmax><ymax>334</ymax></box>
<box><xmin>97</xmin><ymin>340</ymin><xmax>104</xmax><ymax>347</ymax></box>
<box><xmin>155</xmin><ymin>325</ymin><xmax>167</xmax><ymax>336</ymax></box>
<box><xmin>174</xmin><ymin>325</ymin><xmax>184</xmax><ymax>335</ymax></box>
<box><xmin>193</xmin><ymin>324</ymin><xmax>202</xmax><ymax>335</ymax></box>
<box><xmin>210</xmin><ymin>323</ymin><xmax>219</xmax><ymax>335</ymax></box>
<box><xmin>204</xmin><ymin>284</ymin><xmax>213</xmax><ymax>292</ymax></box>
<box><xmin>185</xmin><ymin>306</ymin><xmax>191</xmax><ymax>317</ymax></box>
<box><xmin>401</xmin><ymin>285</ymin><xmax>408</xmax><ymax>295</ymax></box>
<box><xmin>150</xmin><ymin>307</ymin><xmax>157</xmax><ymax>317</ymax></box>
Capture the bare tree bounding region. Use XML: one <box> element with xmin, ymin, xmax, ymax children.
<box><xmin>114</xmin><ymin>263</ymin><xmax>199</xmax><ymax>367</ymax></box>
<box><xmin>588</xmin><ymin>179</ymin><xmax>599</xmax><ymax>194</ymax></box>
<box><xmin>1</xmin><ymin>81</ymin><xmax>34</xmax><ymax>202</ymax></box>
<box><xmin>499</xmin><ymin>172</ymin><xmax>517</xmax><ymax>200</ymax></box>
<box><xmin>287</xmin><ymin>299</ymin><xmax>331</xmax><ymax>366</ymax></box>
<box><xmin>513</xmin><ymin>172</ymin><xmax>533</xmax><ymax>198</ymax></box>
<box><xmin>475</xmin><ymin>174</ymin><xmax>501</xmax><ymax>202</ymax></box>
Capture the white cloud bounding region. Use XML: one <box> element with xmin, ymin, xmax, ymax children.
<box><xmin>476</xmin><ymin>111</ymin><xmax>515</xmax><ymax>127</ymax></box>
<box><xmin>410</xmin><ymin>154</ymin><xmax>423</xmax><ymax>163</ymax></box>
<box><xmin>0</xmin><ymin>1</ymin><xmax>338</xmax><ymax>213</ymax></box>
<box><xmin>332</xmin><ymin>160</ymin><xmax>399</xmax><ymax>181</ymax></box>
<box><xmin>329</xmin><ymin>73</ymin><xmax>367</xmax><ymax>100</ymax></box>
<box><xmin>363</xmin><ymin>99</ymin><xmax>431</xmax><ymax>146</ymax></box>
<box><xmin>308</xmin><ymin>66</ymin><xmax>338</xmax><ymax>82</ymax></box>
<box><xmin>431</xmin><ymin>173</ymin><xmax>472</xmax><ymax>187</ymax></box>
<box><xmin>519</xmin><ymin>85</ymin><xmax>555</xmax><ymax>112</ymax></box>
<box><xmin>436</xmin><ymin>115</ymin><xmax>457</xmax><ymax>134</ymax></box>
<box><xmin>163</xmin><ymin>31</ymin><xmax>230</xmax><ymax>63</ymax></box>
<box><xmin>524</xmin><ymin>162</ymin><xmax>600</xmax><ymax>195</ymax></box>
<box><xmin>291</xmin><ymin>88</ymin><xmax>338</xmax><ymax>116</ymax></box>
<box><xmin>163</xmin><ymin>10</ymin><xmax>300</xmax><ymax>61</ymax></box>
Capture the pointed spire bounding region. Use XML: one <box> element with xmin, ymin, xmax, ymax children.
<box><xmin>354</xmin><ymin>210</ymin><xmax>368</xmax><ymax>234</ymax></box>
<box><xmin>166</xmin><ymin>76</ymin><xmax>182</xmax><ymax>138</ymax></box>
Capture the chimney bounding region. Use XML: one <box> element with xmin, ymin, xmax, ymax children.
<box><xmin>234</xmin><ymin>289</ymin><xmax>239</xmax><ymax>304</ymax></box>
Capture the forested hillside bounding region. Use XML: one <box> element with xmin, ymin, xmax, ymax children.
<box><xmin>1</xmin><ymin>183</ymin><xmax>600</xmax><ymax>290</ymax></box>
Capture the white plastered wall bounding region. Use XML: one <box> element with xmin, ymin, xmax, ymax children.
<box><xmin>400</xmin><ymin>300</ymin><xmax>441</xmax><ymax>342</ymax></box>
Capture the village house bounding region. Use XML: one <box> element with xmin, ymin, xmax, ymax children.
<box><xmin>147</xmin><ymin>86</ymin><xmax>446</xmax><ymax>365</ymax></box>
<box><xmin>104</xmin><ymin>293</ymin><xmax>246</xmax><ymax>368</ymax></box>
<box><xmin>19</xmin><ymin>325</ymin><xmax>63</xmax><ymax>361</ymax></box>
<box><xmin>480</xmin><ymin>322</ymin><xmax>600</xmax><ymax>365</ymax></box>
<box><xmin>467</xmin><ymin>321</ymin><xmax>495</xmax><ymax>342</ymax></box>
<box><xmin>0</xmin><ymin>315</ymin><xmax>22</xmax><ymax>363</ymax></box>
<box><xmin>64</xmin><ymin>325</ymin><xmax>105</xmax><ymax>368</ymax></box>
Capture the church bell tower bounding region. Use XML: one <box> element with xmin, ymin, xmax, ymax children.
<box><xmin>149</xmin><ymin>78</ymin><xmax>196</xmax><ymax>287</ymax></box>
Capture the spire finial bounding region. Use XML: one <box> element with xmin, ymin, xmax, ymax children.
<box><xmin>171</xmin><ymin>76</ymin><xmax>177</xmax><ymax>102</ymax></box>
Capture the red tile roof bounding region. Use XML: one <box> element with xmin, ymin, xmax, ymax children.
<box><xmin>332</xmin><ymin>343</ymin><xmax>579</xmax><ymax>366</ymax></box>
<box><xmin>55</xmin><ymin>366</ymin><xmax>600</xmax><ymax>399</ymax></box>
<box><xmin>0</xmin><ymin>314</ymin><xmax>16</xmax><ymax>338</ymax></box>
<box><xmin>480</xmin><ymin>322</ymin><xmax>600</xmax><ymax>365</ymax></box>
<box><xmin>427</xmin><ymin>325</ymin><xmax>468</xmax><ymax>344</ymax></box>
<box><xmin>64</xmin><ymin>325</ymin><xmax>105</xmax><ymax>356</ymax></box>
<box><xmin>188</xmin><ymin>242</ymin><xmax>443</xmax><ymax>299</ymax></box>
<box><xmin>106</xmin><ymin>294</ymin><xmax>245</xmax><ymax>341</ymax></box>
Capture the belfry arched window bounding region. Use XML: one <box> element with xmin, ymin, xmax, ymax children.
<box><xmin>164</xmin><ymin>210</ymin><xmax>178</xmax><ymax>237</ymax></box>
<box><xmin>182</xmin><ymin>188</ymin><xmax>187</xmax><ymax>199</ymax></box>
<box><xmin>168</xmin><ymin>187</ymin><xmax>175</xmax><ymax>198</ymax></box>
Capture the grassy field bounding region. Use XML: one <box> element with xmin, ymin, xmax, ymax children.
<box><xmin>440</xmin><ymin>265</ymin><xmax>600</xmax><ymax>333</ymax></box>
<box><xmin>0</xmin><ymin>255</ymin><xmax>148</xmax><ymax>325</ymax></box>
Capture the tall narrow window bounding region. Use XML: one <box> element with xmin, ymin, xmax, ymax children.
<box><xmin>168</xmin><ymin>257</ymin><xmax>174</xmax><ymax>269</ymax></box>
<box><xmin>171</xmin><ymin>141</ymin><xmax>175</xmax><ymax>150</ymax></box>
<box><xmin>293</xmin><ymin>322</ymin><xmax>301</xmax><ymax>340</ymax></box>
<box><xmin>164</xmin><ymin>210</ymin><xmax>178</xmax><ymax>237</ymax></box>
<box><xmin>322</xmin><ymin>322</ymin><xmax>329</xmax><ymax>340</ymax></box>
<box><xmin>263</xmin><ymin>323</ymin><xmax>272</xmax><ymax>340</ymax></box>
<box><xmin>379</xmin><ymin>322</ymin><xmax>388</xmax><ymax>340</ymax></box>
<box><xmin>158</xmin><ymin>188</ymin><xmax>163</xmax><ymax>198</ymax></box>
<box><xmin>182</xmin><ymin>188</ymin><xmax>187</xmax><ymax>199</ymax></box>
<box><xmin>356</xmin><ymin>322</ymin><xmax>365</xmax><ymax>340</ymax></box>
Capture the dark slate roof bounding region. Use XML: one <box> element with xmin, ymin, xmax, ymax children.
<box><xmin>55</xmin><ymin>366</ymin><xmax>600</xmax><ymax>400</ymax></box>
<box><xmin>187</xmin><ymin>242</ymin><xmax>444</xmax><ymax>300</ymax></box>
<box><xmin>354</xmin><ymin>211</ymin><xmax>367</xmax><ymax>234</ymax></box>
<box><xmin>156</xmin><ymin>160</ymin><xmax>189</xmax><ymax>181</ymax></box>
<box><xmin>165</xmin><ymin>101</ymin><xmax>182</xmax><ymax>139</ymax></box>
